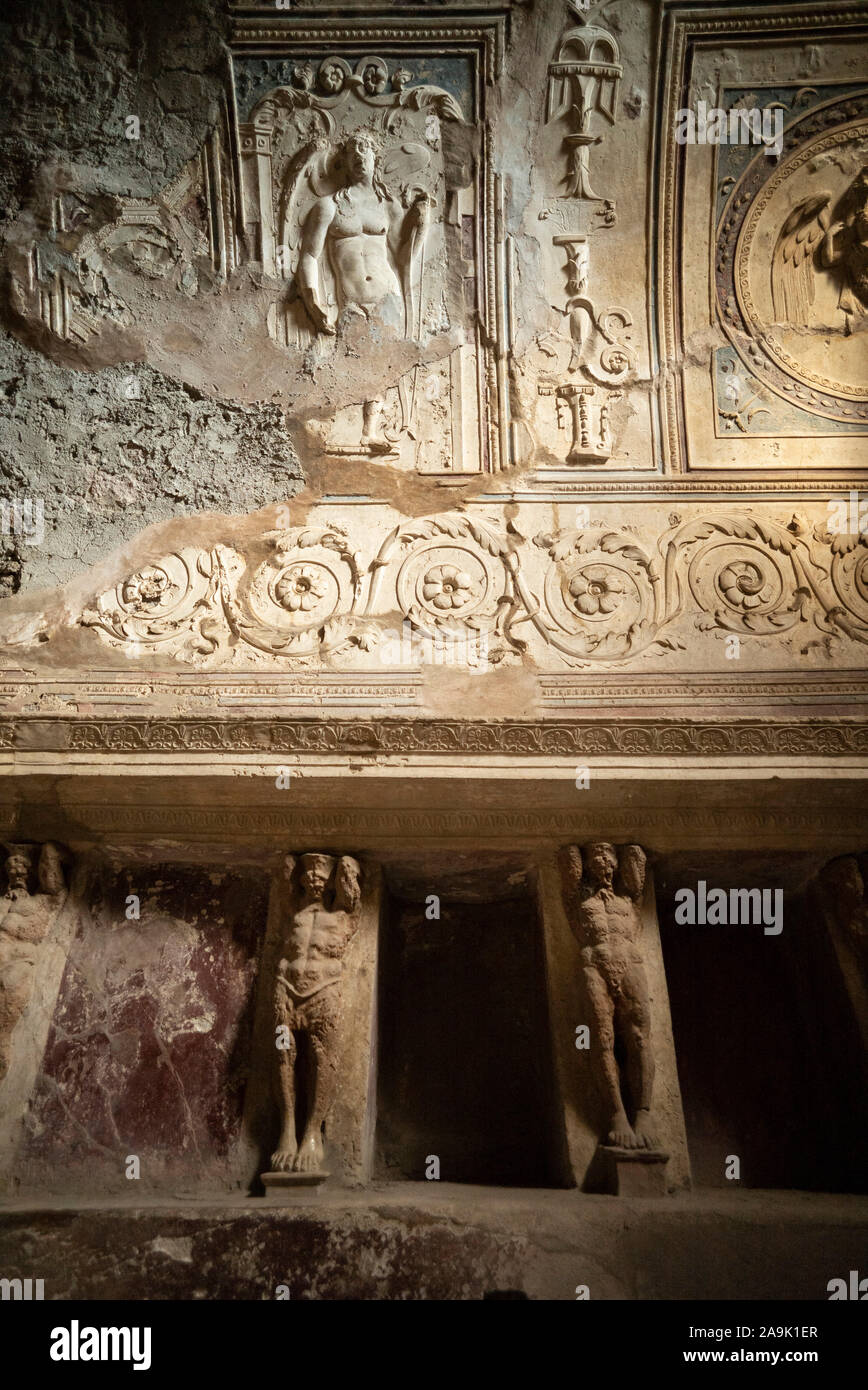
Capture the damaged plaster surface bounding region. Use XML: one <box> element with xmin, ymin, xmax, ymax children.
<box><xmin>0</xmin><ymin>0</ymin><xmax>865</xmax><ymax>687</ymax></box>
<box><xmin>0</xmin><ymin>0</ymin><xmax>309</xmax><ymax>596</ymax></box>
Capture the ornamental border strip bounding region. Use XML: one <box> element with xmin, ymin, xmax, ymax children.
<box><xmin>0</xmin><ymin>718</ymin><xmax>865</xmax><ymax>757</ymax></box>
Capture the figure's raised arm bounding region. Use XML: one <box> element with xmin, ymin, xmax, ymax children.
<box><xmin>334</xmin><ymin>855</ymin><xmax>362</xmax><ymax>920</ymax></box>
<box><xmin>619</xmin><ymin>844</ymin><xmax>647</xmax><ymax>903</ymax></box>
<box><xmin>558</xmin><ymin>844</ymin><xmax>584</xmax><ymax>928</ymax></box>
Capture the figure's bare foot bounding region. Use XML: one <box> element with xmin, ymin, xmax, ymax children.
<box><xmin>632</xmin><ymin>1109</ymin><xmax>659</xmax><ymax>1149</ymax></box>
<box><xmin>292</xmin><ymin>1131</ymin><xmax>324</xmax><ymax>1173</ymax></box>
<box><xmin>607</xmin><ymin>1110</ymin><xmax>637</xmax><ymax>1148</ymax></box>
<box><xmin>270</xmin><ymin>1134</ymin><xmax>297</xmax><ymax>1171</ymax></box>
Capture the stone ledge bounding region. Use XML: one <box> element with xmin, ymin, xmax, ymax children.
<box><xmin>2</xmin><ymin>1187</ymin><xmax>866</xmax><ymax>1300</ymax></box>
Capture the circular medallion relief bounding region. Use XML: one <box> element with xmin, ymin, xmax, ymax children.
<box><xmin>733</xmin><ymin>117</ymin><xmax>868</xmax><ymax>413</ymax></box>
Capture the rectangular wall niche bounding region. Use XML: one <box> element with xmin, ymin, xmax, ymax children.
<box><xmin>375</xmin><ymin>855</ymin><xmax>562</xmax><ymax>1187</ymax></box>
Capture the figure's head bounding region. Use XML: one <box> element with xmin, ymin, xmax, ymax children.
<box><xmin>585</xmin><ymin>841</ymin><xmax>618</xmax><ymax>888</ymax></box>
<box><xmin>5</xmin><ymin>847</ymin><xmax>32</xmax><ymax>893</ymax></box>
<box><xmin>300</xmin><ymin>853</ymin><xmax>335</xmax><ymax>899</ymax></box>
<box><xmin>343</xmin><ymin>131</ymin><xmax>379</xmax><ymax>183</ymax></box>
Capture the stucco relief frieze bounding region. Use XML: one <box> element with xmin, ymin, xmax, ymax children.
<box><xmin>74</xmin><ymin>508</ymin><xmax>868</xmax><ymax>669</ymax></box>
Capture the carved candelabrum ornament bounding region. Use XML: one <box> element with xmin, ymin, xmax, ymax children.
<box><xmin>0</xmin><ymin>843</ymin><xmax>69</xmax><ymax>1085</ymax></box>
<box><xmin>268</xmin><ymin>852</ymin><xmax>362</xmax><ymax>1178</ymax></box>
<box><xmin>545</xmin><ymin>21</ymin><xmax>622</xmax><ymax>206</ymax></box>
<box><xmin>559</xmin><ymin>842</ymin><xmax>660</xmax><ymax>1151</ymax></box>
<box><xmin>538</xmin><ymin>235</ymin><xmax>635</xmax><ymax>465</ymax></box>
<box><xmin>540</xmin><ymin>381</ymin><xmax>620</xmax><ymax>465</ymax></box>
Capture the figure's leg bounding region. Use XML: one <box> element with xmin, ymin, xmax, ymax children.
<box><xmin>0</xmin><ymin>964</ymin><xmax>34</xmax><ymax>1084</ymax></box>
<box><xmin>270</xmin><ymin>990</ymin><xmax>298</xmax><ymax>1171</ymax></box>
<box><xmin>584</xmin><ymin>964</ymin><xmax>634</xmax><ymax>1147</ymax></box>
<box><xmin>619</xmin><ymin>964</ymin><xmax>658</xmax><ymax>1149</ymax></box>
<box><xmin>360</xmin><ymin>399</ymin><xmax>391</xmax><ymax>454</ymax></box>
<box><xmin>293</xmin><ymin>993</ymin><xmax>340</xmax><ymax>1173</ymax></box>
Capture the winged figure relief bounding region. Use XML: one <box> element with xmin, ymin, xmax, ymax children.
<box><xmin>277</xmin><ymin>132</ymin><xmax>435</xmax><ymax>346</ymax></box>
<box><xmin>771</xmin><ymin>166</ymin><xmax>868</xmax><ymax>332</ymax></box>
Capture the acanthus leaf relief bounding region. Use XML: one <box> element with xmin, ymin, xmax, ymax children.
<box><xmin>61</xmin><ymin>509</ymin><xmax>868</xmax><ymax>670</ymax></box>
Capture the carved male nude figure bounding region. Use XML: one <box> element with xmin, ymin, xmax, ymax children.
<box><xmin>270</xmin><ymin>852</ymin><xmax>361</xmax><ymax>1174</ymax></box>
<box><xmin>0</xmin><ymin>844</ymin><xmax>67</xmax><ymax>1084</ymax></box>
<box><xmin>297</xmin><ymin>131</ymin><xmax>430</xmax><ymax>336</ymax></box>
<box><xmin>561</xmin><ymin>841</ymin><xmax>659</xmax><ymax>1149</ymax></box>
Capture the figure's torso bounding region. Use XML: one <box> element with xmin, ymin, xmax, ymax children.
<box><xmin>328</xmin><ymin>187</ymin><xmax>400</xmax><ymax>308</ymax></box>
<box><xmin>280</xmin><ymin>903</ymin><xmax>352</xmax><ymax>997</ymax></box>
<box><xmin>577</xmin><ymin>890</ymin><xmax>641</xmax><ymax>950</ymax></box>
<box><xmin>0</xmin><ymin>895</ymin><xmax>53</xmax><ymax>981</ymax></box>
<box><xmin>0</xmin><ymin>894</ymin><xmax>53</xmax><ymax>946</ymax></box>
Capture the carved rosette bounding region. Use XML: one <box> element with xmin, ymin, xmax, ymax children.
<box><xmin>81</xmin><ymin>550</ymin><xmax>223</xmax><ymax>663</ymax></box>
<box><xmin>371</xmin><ymin>513</ymin><xmax>529</xmax><ymax>656</ymax></box>
<box><xmin>533</xmin><ymin>527</ymin><xmax>665</xmax><ymax>661</ymax></box>
<box><xmin>675</xmin><ymin>520</ymin><xmax>805</xmax><ymax>639</ymax></box>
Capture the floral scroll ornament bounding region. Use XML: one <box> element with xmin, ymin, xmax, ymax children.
<box><xmin>371</xmin><ymin>512</ymin><xmax>536</xmax><ymax>661</ymax></box>
<box><xmin>533</xmin><ymin>526</ymin><xmax>672</xmax><ymax>663</ymax></box>
<box><xmin>674</xmin><ymin>516</ymin><xmax>808</xmax><ymax>639</ymax></box>
<box><xmin>82</xmin><ymin>550</ymin><xmax>224</xmax><ymax>663</ymax></box>
<box><xmin>75</xmin><ymin>510</ymin><xmax>868</xmax><ymax>671</ymax></box>
<box><xmin>223</xmin><ymin>527</ymin><xmax>378</xmax><ymax>658</ymax></box>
